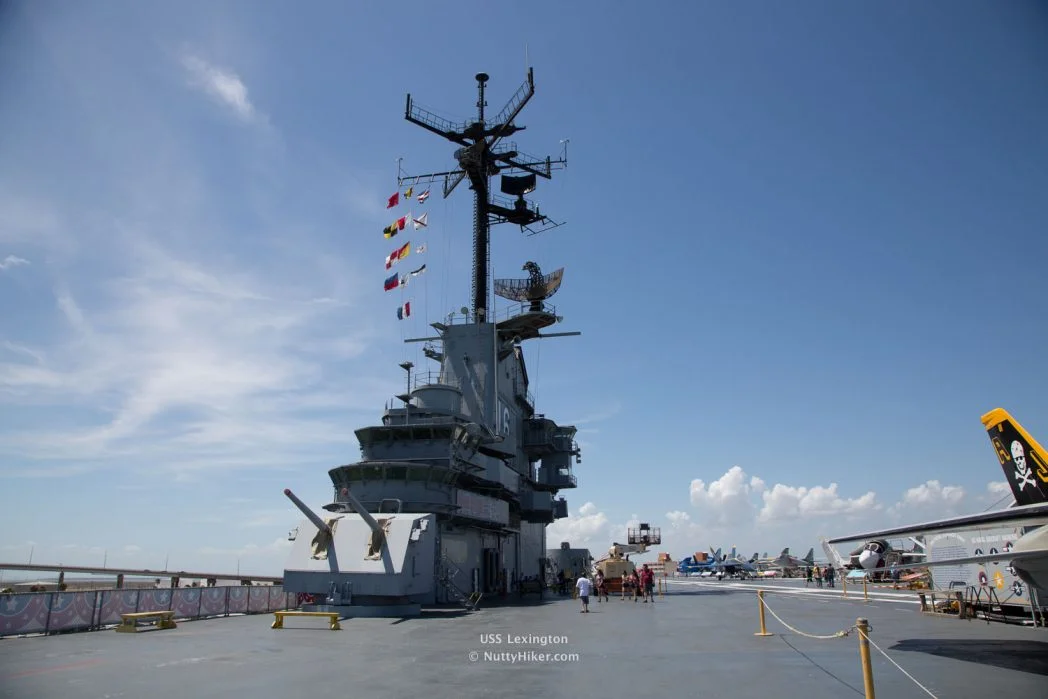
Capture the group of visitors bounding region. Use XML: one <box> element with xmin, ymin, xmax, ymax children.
<box><xmin>575</xmin><ymin>564</ymin><xmax>657</xmax><ymax>613</ymax></box>
<box><xmin>805</xmin><ymin>564</ymin><xmax>836</xmax><ymax>588</ymax></box>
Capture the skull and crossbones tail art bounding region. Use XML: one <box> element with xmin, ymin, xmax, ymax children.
<box><xmin>1011</xmin><ymin>441</ymin><xmax>1038</xmax><ymax>491</ymax></box>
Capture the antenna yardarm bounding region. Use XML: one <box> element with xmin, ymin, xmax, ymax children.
<box><xmin>400</xmin><ymin>69</ymin><xmax>567</xmax><ymax>324</ymax></box>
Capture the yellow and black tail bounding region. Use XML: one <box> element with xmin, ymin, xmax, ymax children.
<box><xmin>982</xmin><ymin>408</ymin><xmax>1048</xmax><ymax>506</ymax></box>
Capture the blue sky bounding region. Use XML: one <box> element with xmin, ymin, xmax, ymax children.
<box><xmin>2</xmin><ymin>2</ymin><xmax>1047</xmax><ymax>577</ymax></box>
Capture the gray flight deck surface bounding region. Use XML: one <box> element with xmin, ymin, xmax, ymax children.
<box><xmin>2</xmin><ymin>579</ymin><xmax>1046</xmax><ymax>699</ymax></box>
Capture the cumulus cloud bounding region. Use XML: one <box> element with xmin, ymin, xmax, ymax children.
<box><xmin>884</xmin><ymin>479</ymin><xmax>967</xmax><ymax>521</ymax></box>
<box><xmin>547</xmin><ymin>501</ymin><xmax>610</xmax><ymax>549</ymax></box>
<box><xmin>665</xmin><ymin>510</ymin><xmax>690</xmax><ymax>524</ymax></box>
<box><xmin>689</xmin><ymin>466</ymin><xmax>765</xmax><ymax>525</ymax></box>
<box><xmin>987</xmin><ymin>481</ymin><xmax>1010</xmax><ymax>497</ymax></box>
<box><xmin>759</xmin><ymin>482</ymin><xmax>879</xmax><ymax>522</ymax></box>
<box><xmin>180</xmin><ymin>54</ymin><xmax>260</xmax><ymax>123</ymax></box>
<box><xmin>0</xmin><ymin>254</ymin><xmax>29</xmax><ymax>270</ymax></box>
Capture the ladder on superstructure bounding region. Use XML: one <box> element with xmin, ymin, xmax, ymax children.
<box><xmin>437</xmin><ymin>554</ymin><xmax>482</xmax><ymax>611</ymax></box>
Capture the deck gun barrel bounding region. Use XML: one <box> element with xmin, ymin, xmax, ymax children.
<box><xmin>338</xmin><ymin>487</ymin><xmax>383</xmax><ymax>535</ymax></box>
<box><xmin>284</xmin><ymin>488</ymin><xmax>331</xmax><ymax>535</ymax></box>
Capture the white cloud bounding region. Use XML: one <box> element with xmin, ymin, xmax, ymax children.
<box><xmin>180</xmin><ymin>54</ymin><xmax>260</xmax><ymax>123</ymax></box>
<box><xmin>632</xmin><ymin>466</ymin><xmax>979</xmax><ymax>560</ymax></box>
<box><xmin>759</xmin><ymin>482</ymin><xmax>879</xmax><ymax>523</ymax></box>
<box><xmin>689</xmin><ymin>466</ymin><xmax>765</xmax><ymax>525</ymax></box>
<box><xmin>665</xmin><ymin>510</ymin><xmax>690</xmax><ymax>524</ymax></box>
<box><xmin>0</xmin><ymin>254</ymin><xmax>29</xmax><ymax>270</ymax></box>
<box><xmin>0</xmin><ymin>229</ymin><xmax>391</xmax><ymax>475</ymax></box>
<box><xmin>569</xmin><ymin>400</ymin><xmax>622</xmax><ymax>427</ymax></box>
<box><xmin>547</xmin><ymin>501</ymin><xmax>610</xmax><ymax>549</ymax></box>
<box><xmin>885</xmin><ymin>479</ymin><xmax>966</xmax><ymax>521</ymax></box>
<box><xmin>986</xmin><ymin>481</ymin><xmax>1010</xmax><ymax>498</ymax></box>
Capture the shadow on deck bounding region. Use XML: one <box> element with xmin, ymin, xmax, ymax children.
<box><xmin>892</xmin><ymin>639</ymin><xmax>1048</xmax><ymax>676</ymax></box>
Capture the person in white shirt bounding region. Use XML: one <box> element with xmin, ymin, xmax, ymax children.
<box><xmin>575</xmin><ymin>573</ymin><xmax>592</xmax><ymax>613</ymax></box>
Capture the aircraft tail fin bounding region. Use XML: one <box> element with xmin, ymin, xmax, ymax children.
<box><xmin>820</xmin><ymin>538</ymin><xmax>846</xmax><ymax>570</ymax></box>
<box><xmin>803</xmin><ymin>548</ymin><xmax>814</xmax><ymax>564</ymax></box>
<box><xmin>982</xmin><ymin>408</ymin><xmax>1048</xmax><ymax>506</ymax></box>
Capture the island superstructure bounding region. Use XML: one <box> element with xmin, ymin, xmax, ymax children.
<box><xmin>281</xmin><ymin>69</ymin><xmax>581</xmax><ymax>616</ymax></box>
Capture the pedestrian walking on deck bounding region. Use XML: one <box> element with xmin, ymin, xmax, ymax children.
<box><xmin>641</xmin><ymin>565</ymin><xmax>656</xmax><ymax>603</ymax></box>
<box><xmin>594</xmin><ymin>570</ymin><xmax>608</xmax><ymax>602</ymax></box>
<box><xmin>576</xmin><ymin>573</ymin><xmax>592</xmax><ymax>613</ymax></box>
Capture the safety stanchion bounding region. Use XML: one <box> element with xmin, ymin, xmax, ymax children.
<box><xmin>857</xmin><ymin>617</ymin><xmax>875</xmax><ymax>698</ymax></box>
<box><xmin>753</xmin><ymin>593</ymin><xmax>936</xmax><ymax>699</ymax></box>
<box><xmin>863</xmin><ymin>576</ymin><xmax>869</xmax><ymax>602</ymax></box>
<box><xmin>755</xmin><ymin>590</ymin><xmax>773</xmax><ymax>637</ymax></box>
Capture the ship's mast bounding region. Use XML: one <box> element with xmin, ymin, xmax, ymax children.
<box><xmin>400</xmin><ymin>69</ymin><xmax>567</xmax><ymax>324</ymax></box>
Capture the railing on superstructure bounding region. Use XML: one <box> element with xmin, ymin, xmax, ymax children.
<box><xmin>410</xmin><ymin>370</ymin><xmax>458</xmax><ymax>391</ymax></box>
<box><xmin>435</xmin><ymin>303</ymin><xmax>560</xmax><ymax>327</ymax></box>
<box><xmin>396</xmin><ymin>369</ymin><xmax>534</xmax><ymax>414</ymax></box>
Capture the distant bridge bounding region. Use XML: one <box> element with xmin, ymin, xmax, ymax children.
<box><xmin>0</xmin><ymin>562</ymin><xmax>283</xmax><ymax>585</ymax></box>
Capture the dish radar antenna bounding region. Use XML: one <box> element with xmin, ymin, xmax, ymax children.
<box><xmin>494</xmin><ymin>261</ymin><xmax>564</xmax><ymax>314</ymax></box>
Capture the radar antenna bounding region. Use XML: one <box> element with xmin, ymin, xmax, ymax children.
<box><xmin>400</xmin><ymin>69</ymin><xmax>567</xmax><ymax>324</ymax></box>
<box><xmin>494</xmin><ymin>261</ymin><xmax>564</xmax><ymax>313</ymax></box>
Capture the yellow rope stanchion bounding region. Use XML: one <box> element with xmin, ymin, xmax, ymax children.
<box><xmin>755</xmin><ymin>590</ymin><xmax>773</xmax><ymax>637</ymax></box>
<box><xmin>857</xmin><ymin>617</ymin><xmax>875</xmax><ymax>699</ymax></box>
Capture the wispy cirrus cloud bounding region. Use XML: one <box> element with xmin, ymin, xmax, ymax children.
<box><xmin>179</xmin><ymin>53</ymin><xmax>262</xmax><ymax>124</ymax></box>
<box><xmin>0</xmin><ymin>255</ymin><xmax>30</xmax><ymax>270</ymax></box>
<box><xmin>0</xmin><ymin>232</ymin><xmax>393</xmax><ymax>475</ymax></box>
<box><xmin>0</xmin><ymin>35</ymin><xmax>404</xmax><ymax>479</ymax></box>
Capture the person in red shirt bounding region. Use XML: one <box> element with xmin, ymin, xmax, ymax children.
<box><xmin>641</xmin><ymin>564</ymin><xmax>655</xmax><ymax>603</ymax></box>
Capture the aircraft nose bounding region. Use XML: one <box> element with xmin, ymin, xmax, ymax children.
<box><xmin>858</xmin><ymin>550</ymin><xmax>879</xmax><ymax>569</ymax></box>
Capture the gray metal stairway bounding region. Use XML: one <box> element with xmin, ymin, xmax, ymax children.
<box><xmin>438</xmin><ymin>554</ymin><xmax>482</xmax><ymax>611</ymax></box>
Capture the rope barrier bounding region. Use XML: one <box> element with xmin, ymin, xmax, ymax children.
<box><xmin>756</xmin><ymin>591</ymin><xmax>940</xmax><ymax>699</ymax></box>
<box><xmin>856</xmin><ymin>626</ymin><xmax>939</xmax><ymax>699</ymax></box>
<box><xmin>759</xmin><ymin>595</ymin><xmax>856</xmax><ymax>639</ymax></box>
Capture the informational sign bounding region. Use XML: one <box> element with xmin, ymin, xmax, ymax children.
<box><xmin>456</xmin><ymin>490</ymin><xmax>510</xmax><ymax>526</ymax></box>
<box><xmin>928</xmin><ymin>526</ymin><xmax>1029</xmax><ymax>605</ymax></box>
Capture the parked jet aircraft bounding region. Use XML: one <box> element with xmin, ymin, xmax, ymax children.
<box><xmin>677</xmin><ymin>548</ymin><xmax>721</xmax><ymax>576</ymax></box>
<box><xmin>712</xmin><ymin>548</ymin><xmax>758</xmax><ymax>578</ymax></box>
<box><xmin>757</xmin><ymin>547</ymin><xmax>815</xmax><ymax>574</ymax></box>
<box><xmin>829</xmin><ymin>408</ymin><xmax>1048</xmax><ymax>593</ymax></box>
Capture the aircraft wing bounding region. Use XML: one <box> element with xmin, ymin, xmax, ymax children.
<box><xmin>900</xmin><ymin>548</ymin><xmax>1048</xmax><ymax>568</ymax></box>
<box><xmin>827</xmin><ymin>502</ymin><xmax>1048</xmax><ymax>543</ymax></box>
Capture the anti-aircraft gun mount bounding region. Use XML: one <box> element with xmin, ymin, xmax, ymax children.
<box><xmin>282</xmin><ymin>487</ymin><xmax>436</xmax><ymax>618</ymax></box>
